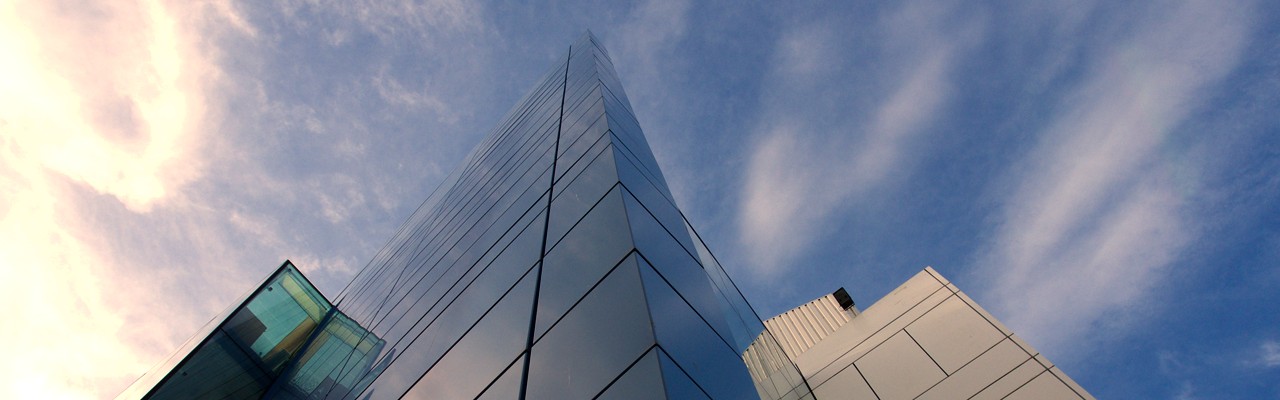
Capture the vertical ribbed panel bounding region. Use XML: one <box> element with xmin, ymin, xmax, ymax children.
<box><xmin>761</xmin><ymin>294</ymin><xmax>856</xmax><ymax>360</ymax></box>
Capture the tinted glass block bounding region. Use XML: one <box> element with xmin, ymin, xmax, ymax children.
<box><xmin>149</xmin><ymin>331</ymin><xmax>272</xmax><ymax>400</ymax></box>
<box><xmin>526</xmin><ymin>254</ymin><xmax>656</xmax><ymax>400</ymax></box>
<box><xmin>119</xmin><ymin>262</ymin><xmax>333</xmax><ymax>400</ymax></box>
<box><xmin>269</xmin><ymin>312</ymin><xmax>386</xmax><ymax>400</ymax></box>
<box><xmin>637</xmin><ymin>258</ymin><xmax>757</xmax><ymax>400</ymax></box>
<box><xmin>594</xmin><ymin>348</ymin><xmax>667</xmax><ymax>400</ymax></box>
<box><xmin>114</xmin><ymin>303</ymin><xmax>242</xmax><ymax>400</ymax></box>
<box><xmin>536</xmin><ymin>186</ymin><xmax>634</xmax><ymax>338</ymax></box>
<box><xmin>656</xmin><ymin>350</ymin><xmax>712</xmax><ymax>400</ymax></box>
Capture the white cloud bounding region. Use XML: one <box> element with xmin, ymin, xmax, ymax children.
<box><xmin>1263</xmin><ymin>340</ymin><xmax>1280</xmax><ymax>367</ymax></box>
<box><xmin>739</xmin><ymin>0</ymin><xmax>981</xmax><ymax>277</ymax></box>
<box><xmin>977</xmin><ymin>0</ymin><xmax>1254</xmax><ymax>357</ymax></box>
<box><xmin>0</xmin><ymin>0</ymin><xmax>493</xmax><ymax>397</ymax></box>
<box><xmin>0</xmin><ymin>0</ymin><xmax>237</xmax><ymax>397</ymax></box>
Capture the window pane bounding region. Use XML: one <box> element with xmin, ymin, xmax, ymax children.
<box><xmin>536</xmin><ymin>187</ymin><xmax>634</xmax><ymax>338</ymax></box>
<box><xmin>638</xmin><ymin>259</ymin><xmax>756</xmax><ymax>400</ymax></box>
<box><xmin>594</xmin><ymin>348</ymin><xmax>666</xmax><ymax>400</ymax></box>
<box><xmin>526</xmin><ymin>254</ymin><xmax>655</xmax><ymax>400</ymax></box>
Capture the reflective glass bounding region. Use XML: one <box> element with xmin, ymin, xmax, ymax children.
<box><xmin>369</xmin><ymin>181</ymin><xmax>548</xmax><ymax>345</ymax></box>
<box><xmin>270</xmin><ymin>312</ymin><xmax>386</xmax><ymax>400</ymax></box>
<box><xmin>622</xmin><ymin>191</ymin><xmax>732</xmax><ymax>342</ymax></box>
<box><xmin>548</xmin><ymin>146</ymin><xmax>619</xmax><ymax>245</ymax></box>
<box><xmin>354</xmin><ymin>141</ymin><xmax>553</xmax><ymax>327</ymax></box>
<box><xmin>355</xmin><ymin>263</ymin><xmax>537</xmax><ymax>400</ymax></box>
<box><xmin>526</xmin><ymin>254</ymin><xmax>655</xmax><ymax>400</ymax></box>
<box><xmin>536</xmin><ymin>187</ymin><xmax>634</xmax><ymax>338</ymax></box>
<box><xmin>114</xmin><ymin>293</ymin><xmax>249</xmax><ymax>400</ymax></box>
<box><xmin>684</xmin><ymin>220</ymin><xmax>761</xmax><ymax>352</ymax></box>
<box><xmin>474</xmin><ymin>354</ymin><xmax>525</xmax><ymax>400</ymax></box>
<box><xmin>399</xmin><ymin>272</ymin><xmax>534</xmax><ymax>400</ymax></box>
<box><xmin>149</xmin><ymin>331</ymin><xmax>272</xmax><ymax>400</ymax></box>
<box><xmin>615</xmin><ymin>151</ymin><xmax>693</xmax><ymax>251</ymax></box>
<box><xmin>594</xmin><ymin>348</ymin><xmax>667</xmax><ymax>400</ymax></box>
<box><xmin>657</xmin><ymin>350</ymin><xmax>712</xmax><ymax>400</ymax></box>
<box><xmin>557</xmin><ymin>114</ymin><xmax>609</xmax><ymax>178</ymax></box>
<box><xmin>555</xmin><ymin>120</ymin><xmax>610</xmax><ymax>184</ymax></box>
<box><xmin>637</xmin><ymin>258</ymin><xmax>756</xmax><ymax>400</ymax></box>
<box><xmin>608</xmin><ymin>127</ymin><xmax>671</xmax><ymax>202</ymax></box>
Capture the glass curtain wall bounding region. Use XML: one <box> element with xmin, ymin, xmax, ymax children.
<box><xmin>117</xmin><ymin>30</ymin><xmax>810</xmax><ymax>400</ymax></box>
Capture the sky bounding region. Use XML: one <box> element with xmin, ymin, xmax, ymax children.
<box><xmin>0</xmin><ymin>0</ymin><xmax>1277</xmax><ymax>398</ymax></box>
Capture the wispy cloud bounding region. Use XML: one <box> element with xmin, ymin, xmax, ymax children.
<box><xmin>1262</xmin><ymin>340</ymin><xmax>1280</xmax><ymax>367</ymax></box>
<box><xmin>0</xmin><ymin>0</ymin><xmax>234</xmax><ymax>397</ymax></box>
<box><xmin>739</xmin><ymin>0</ymin><xmax>982</xmax><ymax>277</ymax></box>
<box><xmin>977</xmin><ymin>0</ymin><xmax>1254</xmax><ymax>357</ymax></box>
<box><xmin>0</xmin><ymin>0</ymin><xmax>492</xmax><ymax>397</ymax></box>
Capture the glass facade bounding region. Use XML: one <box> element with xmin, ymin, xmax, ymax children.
<box><xmin>116</xmin><ymin>31</ymin><xmax>810</xmax><ymax>400</ymax></box>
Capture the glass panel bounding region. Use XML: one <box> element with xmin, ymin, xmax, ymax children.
<box><xmin>594</xmin><ymin>348</ymin><xmax>667</xmax><ymax>400</ymax></box>
<box><xmin>353</xmin><ymin>263</ymin><xmax>537</xmax><ymax>400</ymax></box>
<box><xmin>657</xmin><ymin>350</ymin><xmax>712</xmax><ymax>400</ymax></box>
<box><xmin>270</xmin><ymin>311</ymin><xmax>386</xmax><ymax>400</ymax></box>
<box><xmin>637</xmin><ymin>258</ymin><xmax>757</xmax><ymax>400</ymax></box>
<box><xmin>474</xmin><ymin>354</ymin><xmax>525</xmax><ymax>400</ymax></box>
<box><xmin>684</xmin><ymin>219</ymin><xmax>761</xmax><ymax>352</ymax></box>
<box><xmin>557</xmin><ymin>114</ymin><xmax>609</xmax><ymax>180</ymax></box>
<box><xmin>621</xmin><ymin>191</ymin><xmax>732</xmax><ymax>342</ymax></box>
<box><xmin>371</xmin><ymin>188</ymin><xmax>547</xmax><ymax>349</ymax></box>
<box><xmin>608</xmin><ymin>128</ymin><xmax>672</xmax><ymax>205</ymax></box>
<box><xmin>399</xmin><ymin>271</ymin><xmax>535</xmax><ymax>400</ymax></box>
<box><xmin>526</xmin><ymin>254</ymin><xmax>655</xmax><ymax>400</ymax></box>
<box><xmin>148</xmin><ymin>331</ymin><xmax>272</xmax><ymax>400</ymax></box>
<box><xmin>555</xmin><ymin>121</ymin><xmax>610</xmax><ymax>184</ymax></box>
<box><xmin>536</xmin><ymin>187</ymin><xmax>634</xmax><ymax>338</ymax></box>
<box><xmin>114</xmin><ymin>264</ymin><xmax>280</xmax><ymax>400</ymax></box>
<box><xmin>560</xmin><ymin>96</ymin><xmax>605</xmax><ymax>157</ymax></box>
<box><xmin>548</xmin><ymin>146</ymin><xmax>619</xmax><ymax>245</ymax></box>
<box><xmin>231</xmin><ymin>270</ymin><xmax>328</xmax><ymax>373</ymax></box>
<box><xmin>120</xmin><ymin>262</ymin><xmax>333</xmax><ymax>400</ymax></box>
<box><xmin>614</xmin><ymin>150</ymin><xmax>694</xmax><ymax>252</ymax></box>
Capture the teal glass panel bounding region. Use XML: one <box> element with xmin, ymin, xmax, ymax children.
<box><xmin>268</xmin><ymin>311</ymin><xmax>386</xmax><ymax>400</ymax></box>
<box><xmin>118</xmin><ymin>261</ymin><xmax>333</xmax><ymax>400</ymax></box>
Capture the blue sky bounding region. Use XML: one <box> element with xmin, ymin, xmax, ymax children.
<box><xmin>1</xmin><ymin>0</ymin><xmax>1277</xmax><ymax>398</ymax></box>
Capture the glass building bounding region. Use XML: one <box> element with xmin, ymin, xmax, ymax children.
<box><xmin>117</xmin><ymin>31</ymin><xmax>1092</xmax><ymax>400</ymax></box>
<box><xmin>117</xmin><ymin>31</ymin><xmax>811</xmax><ymax>400</ymax></box>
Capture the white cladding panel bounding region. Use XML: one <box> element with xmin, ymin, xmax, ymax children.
<box><xmin>761</xmin><ymin>293</ymin><xmax>856</xmax><ymax>360</ymax></box>
<box><xmin>746</xmin><ymin>267</ymin><xmax>1094</xmax><ymax>400</ymax></box>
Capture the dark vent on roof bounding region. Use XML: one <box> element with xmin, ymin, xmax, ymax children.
<box><xmin>833</xmin><ymin>288</ymin><xmax>854</xmax><ymax>310</ymax></box>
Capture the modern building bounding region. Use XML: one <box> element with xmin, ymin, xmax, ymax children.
<box><xmin>116</xmin><ymin>31</ymin><xmax>1089</xmax><ymax>400</ymax></box>
<box><xmin>744</xmin><ymin>268</ymin><xmax>1094</xmax><ymax>400</ymax></box>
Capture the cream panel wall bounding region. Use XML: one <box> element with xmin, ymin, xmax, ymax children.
<box><xmin>760</xmin><ymin>268</ymin><xmax>1094</xmax><ymax>400</ymax></box>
